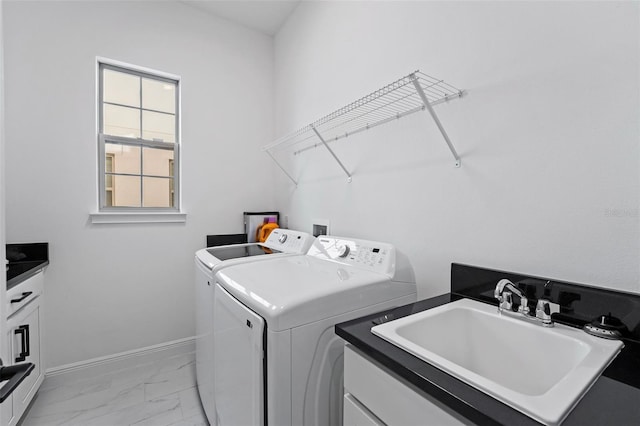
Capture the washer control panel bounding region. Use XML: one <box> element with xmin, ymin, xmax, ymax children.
<box><xmin>264</xmin><ymin>229</ymin><xmax>314</xmax><ymax>254</ymax></box>
<box><xmin>308</xmin><ymin>236</ymin><xmax>396</xmax><ymax>276</ymax></box>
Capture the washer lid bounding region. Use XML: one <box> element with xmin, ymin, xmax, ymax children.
<box><xmin>205</xmin><ymin>244</ymin><xmax>278</xmax><ymax>261</ymax></box>
<box><xmin>215</xmin><ymin>255</ymin><xmax>416</xmax><ymax>331</ymax></box>
<box><xmin>195</xmin><ymin>229</ymin><xmax>314</xmax><ymax>270</ymax></box>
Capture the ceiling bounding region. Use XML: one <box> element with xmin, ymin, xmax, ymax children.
<box><xmin>181</xmin><ymin>0</ymin><xmax>301</xmax><ymax>36</ymax></box>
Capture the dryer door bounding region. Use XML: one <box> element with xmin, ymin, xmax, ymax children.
<box><xmin>195</xmin><ymin>258</ymin><xmax>215</xmax><ymax>424</ymax></box>
<box><xmin>214</xmin><ymin>283</ymin><xmax>265</xmax><ymax>426</ymax></box>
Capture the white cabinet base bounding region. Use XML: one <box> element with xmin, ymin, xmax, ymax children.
<box><xmin>344</xmin><ymin>393</ymin><xmax>385</xmax><ymax>426</ymax></box>
<box><xmin>2</xmin><ymin>271</ymin><xmax>45</xmax><ymax>426</ymax></box>
<box><xmin>344</xmin><ymin>344</ymin><xmax>469</xmax><ymax>426</ymax></box>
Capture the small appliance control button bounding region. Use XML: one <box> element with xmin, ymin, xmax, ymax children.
<box><xmin>337</xmin><ymin>245</ymin><xmax>350</xmax><ymax>258</ymax></box>
<box><xmin>278</xmin><ymin>234</ymin><xmax>288</xmax><ymax>244</ymax></box>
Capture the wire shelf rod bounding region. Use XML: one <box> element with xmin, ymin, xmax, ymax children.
<box><xmin>291</xmin><ymin>89</ymin><xmax>463</xmax><ymax>156</ymax></box>
<box><xmin>263</xmin><ymin>70</ymin><xmax>465</xmax><ymax>181</ymax></box>
<box><xmin>314</xmin><ymin>89</ymin><xmax>418</xmax><ymax>137</ymax></box>
<box><xmin>416</xmin><ymin>71</ymin><xmax>460</xmax><ymax>93</ymax></box>
<box><xmin>305</xmin><ymin>73</ymin><xmax>420</xmax><ymax>128</ymax></box>
<box><xmin>294</xmin><ymin>104</ymin><xmax>425</xmax><ymax>155</ymax></box>
<box><xmin>306</xmin><ymin>85</ymin><xmax>421</xmax><ymax>132</ymax></box>
<box><xmin>264</xmin><ymin>71</ymin><xmax>453</xmax><ymax>151</ymax></box>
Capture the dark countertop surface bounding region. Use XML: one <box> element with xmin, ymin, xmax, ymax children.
<box><xmin>6</xmin><ymin>242</ymin><xmax>49</xmax><ymax>290</ymax></box>
<box><xmin>6</xmin><ymin>260</ymin><xmax>48</xmax><ymax>290</ymax></box>
<box><xmin>335</xmin><ymin>293</ymin><xmax>640</xmax><ymax>426</ymax></box>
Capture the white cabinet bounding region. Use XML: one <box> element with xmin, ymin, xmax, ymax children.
<box><xmin>343</xmin><ymin>344</ymin><xmax>469</xmax><ymax>426</ymax></box>
<box><xmin>1</xmin><ymin>271</ymin><xmax>45</xmax><ymax>426</ymax></box>
<box><xmin>344</xmin><ymin>393</ymin><xmax>385</xmax><ymax>426</ymax></box>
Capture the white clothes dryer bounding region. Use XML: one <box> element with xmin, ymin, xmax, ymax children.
<box><xmin>195</xmin><ymin>229</ymin><xmax>314</xmax><ymax>425</ymax></box>
<box><xmin>212</xmin><ymin>236</ymin><xmax>417</xmax><ymax>426</ymax></box>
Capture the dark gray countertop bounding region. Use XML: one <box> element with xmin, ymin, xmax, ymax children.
<box><xmin>6</xmin><ymin>242</ymin><xmax>48</xmax><ymax>290</ymax></box>
<box><xmin>335</xmin><ymin>293</ymin><xmax>640</xmax><ymax>426</ymax></box>
<box><xmin>6</xmin><ymin>260</ymin><xmax>48</xmax><ymax>290</ymax></box>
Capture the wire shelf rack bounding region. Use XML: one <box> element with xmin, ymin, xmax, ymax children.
<box><xmin>263</xmin><ymin>70</ymin><xmax>465</xmax><ymax>184</ymax></box>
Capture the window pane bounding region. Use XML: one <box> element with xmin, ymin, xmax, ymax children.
<box><xmin>143</xmin><ymin>177</ymin><xmax>173</xmax><ymax>208</ymax></box>
<box><xmin>142</xmin><ymin>110</ymin><xmax>175</xmax><ymax>142</ymax></box>
<box><xmin>142</xmin><ymin>78</ymin><xmax>175</xmax><ymax>113</ymax></box>
<box><xmin>105</xmin><ymin>189</ymin><xmax>114</xmax><ymax>207</ymax></box>
<box><xmin>105</xmin><ymin>155</ymin><xmax>114</xmax><ymax>189</ymax></box>
<box><xmin>142</xmin><ymin>147</ymin><xmax>174</xmax><ymax>177</ymax></box>
<box><xmin>106</xmin><ymin>143</ymin><xmax>141</xmax><ymax>174</ymax></box>
<box><xmin>104</xmin><ymin>104</ymin><xmax>140</xmax><ymax>138</ymax></box>
<box><xmin>112</xmin><ymin>175</ymin><xmax>141</xmax><ymax>207</ymax></box>
<box><xmin>103</xmin><ymin>69</ymin><xmax>140</xmax><ymax>108</ymax></box>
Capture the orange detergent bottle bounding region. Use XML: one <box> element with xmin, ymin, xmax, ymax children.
<box><xmin>256</xmin><ymin>218</ymin><xmax>279</xmax><ymax>242</ymax></box>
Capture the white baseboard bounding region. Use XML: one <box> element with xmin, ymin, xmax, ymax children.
<box><xmin>46</xmin><ymin>336</ymin><xmax>195</xmax><ymax>378</ymax></box>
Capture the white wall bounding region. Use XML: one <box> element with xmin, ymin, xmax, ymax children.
<box><xmin>274</xmin><ymin>1</ymin><xmax>640</xmax><ymax>297</ymax></box>
<box><xmin>3</xmin><ymin>1</ymin><xmax>275</xmax><ymax>368</ymax></box>
<box><xmin>0</xmin><ymin>0</ymin><xmax>8</xmax><ymax>370</ymax></box>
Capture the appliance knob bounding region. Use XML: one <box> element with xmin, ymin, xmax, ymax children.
<box><xmin>278</xmin><ymin>234</ymin><xmax>288</xmax><ymax>244</ymax></box>
<box><xmin>338</xmin><ymin>245</ymin><xmax>350</xmax><ymax>258</ymax></box>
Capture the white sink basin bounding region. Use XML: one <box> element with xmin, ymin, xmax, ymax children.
<box><xmin>371</xmin><ymin>298</ymin><xmax>623</xmax><ymax>425</ymax></box>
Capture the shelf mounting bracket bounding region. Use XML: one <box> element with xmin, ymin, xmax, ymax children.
<box><xmin>311</xmin><ymin>125</ymin><xmax>353</xmax><ymax>182</ymax></box>
<box><xmin>266</xmin><ymin>150</ymin><xmax>298</xmax><ymax>186</ymax></box>
<box><xmin>411</xmin><ymin>75</ymin><xmax>461</xmax><ymax>167</ymax></box>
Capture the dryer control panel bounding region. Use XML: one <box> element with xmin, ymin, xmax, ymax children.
<box><xmin>307</xmin><ymin>236</ymin><xmax>396</xmax><ymax>277</ymax></box>
<box><xmin>263</xmin><ymin>229</ymin><xmax>315</xmax><ymax>254</ymax></box>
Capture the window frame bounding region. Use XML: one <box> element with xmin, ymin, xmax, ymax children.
<box><xmin>97</xmin><ymin>60</ymin><xmax>181</xmax><ymax>213</ymax></box>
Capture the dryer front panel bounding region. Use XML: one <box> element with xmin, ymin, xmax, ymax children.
<box><xmin>195</xmin><ymin>259</ymin><xmax>216</xmax><ymax>424</ymax></box>
<box><xmin>213</xmin><ymin>283</ymin><xmax>265</xmax><ymax>426</ymax></box>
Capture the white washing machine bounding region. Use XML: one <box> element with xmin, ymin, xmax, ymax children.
<box><xmin>212</xmin><ymin>236</ymin><xmax>417</xmax><ymax>426</ymax></box>
<box><xmin>195</xmin><ymin>229</ymin><xmax>315</xmax><ymax>425</ymax></box>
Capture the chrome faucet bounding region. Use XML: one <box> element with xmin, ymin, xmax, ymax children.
<box><xmin>494</xmin><ymin>279</ymin><xmax>559</xmax><ymax>327</ymax></box>
<box><xmin>494</xmin><ymin>279</ymin><xmax>529</xmax><ymax>315</ymax></box>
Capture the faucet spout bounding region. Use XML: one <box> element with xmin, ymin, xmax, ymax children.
<box><xmin>495</xmin><ymin>279</ymin><xmax>529</xmax><ymax>314</ymax></box>
<box><xmin>494</xmin><ymin>279</ymin><xmax>555</xmax><ymax>327</ymax></box>
<box><xmin>494</xmin><ymin>279</ymin><xmax>525</xmax><ymax>300</ymax></box>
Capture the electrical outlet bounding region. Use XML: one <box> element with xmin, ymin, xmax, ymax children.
<box><xmin>312</xmin><ymin>219</ymin><xmax>330</xmax><ymax>237</ymax></box>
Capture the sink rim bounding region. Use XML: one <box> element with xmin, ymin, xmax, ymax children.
<box><xmin>371</xmin><ymin>297</ymin><xmax>624</xmax><ymax>426</ymax></box>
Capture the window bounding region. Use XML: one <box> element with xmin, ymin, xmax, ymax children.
<box><xmin>98</xmin><ymin>61</ymin><xmax>179</xmax><ymax>211</ymax></box>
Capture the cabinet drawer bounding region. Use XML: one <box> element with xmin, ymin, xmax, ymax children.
<box><xmin>344</xmin><ymin>345</ymin><xmax>468</xmax><ymax>426</ymax></box>
<box><xmin>1</xmin><ymin>393</ymin><xmax>14</xmax><ymax>426</ymax></box>
<box><xmin>6</xmin><ymin>271</ymin><xmax>43</xmax><ymax>318</ymax></box>
<box><xmin>344</xmin><ymin>393</ymin><xmax>385</xmax><ymax>426</ymax></box>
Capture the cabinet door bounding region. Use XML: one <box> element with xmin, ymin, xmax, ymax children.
<box><xmin>6</xmin><ymin>302</ymin><xmax>42</xmax><ymax>426</ymax></box>
<box><xmin>12</xmin><ymin>305</ymin><xmax>41</xmax><ymax>407</ymax></box>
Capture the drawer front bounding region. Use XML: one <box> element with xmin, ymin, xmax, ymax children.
<box><xmin>6</xmin><ymin>271</ymin><xmax>43</xmax><ymax>318</ymax></box>
<box><xmin>344</xmin><ymin>393</ymin><xmax>386</xmax><ymax>426</ymax></box>
<box><xmin>344</xmin><ymin>345</ymin><xmax>467</xmax><ymax>426</ymax></box>
<box><xmin>1</xmin><ymin>394</ymin><xmax>15</xmax><ymax>426</ymax></box>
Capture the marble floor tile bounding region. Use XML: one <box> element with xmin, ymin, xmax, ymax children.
<box><xmin>22</xmin><ymin>351</ymin><xmax>209</xmax><ymax>426</ymax></box>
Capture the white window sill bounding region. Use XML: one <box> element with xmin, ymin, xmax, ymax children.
<box><xmin>90</xmin><ymin>212</ymin><xmax>187</xmax><ymax>224</ymax></box>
